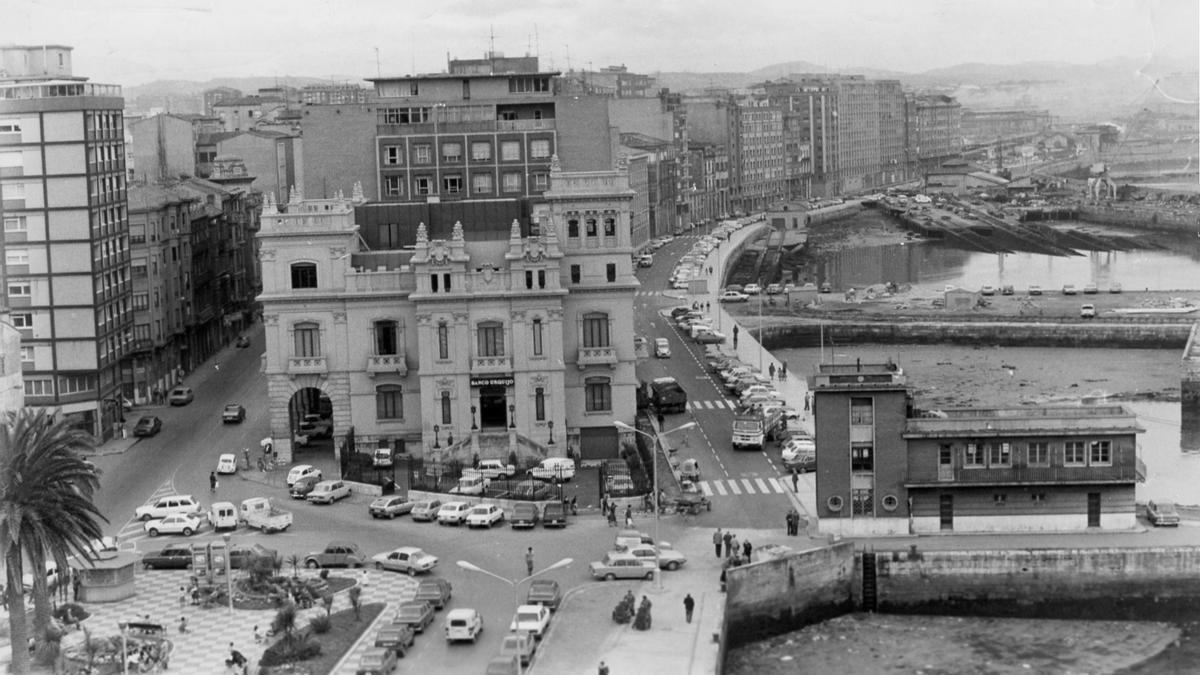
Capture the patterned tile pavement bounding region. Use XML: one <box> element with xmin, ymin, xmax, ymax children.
<box><xmin>2</xmin><ymin>567</ymin><xmax>418</xmax><ymax>674</ymax></box>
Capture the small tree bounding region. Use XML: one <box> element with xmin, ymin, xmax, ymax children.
<box><xmin>286</xmin><ymin>554</ymin><xmax>300</xmax><ymax>579</ymax></box>
<box><xmin>348</xmin><ymin>586</ymin><xmax>362</xmax><ymax>621</ymax></box>
<box><xmin>271</xmin><ymin>602</ymin><xmax>299</xmax><ymax>648</ymax></box>
<box><xmin>321</xmin><ymin>591</ymin><xmax>334</xmax><ymax>618</ymax></box>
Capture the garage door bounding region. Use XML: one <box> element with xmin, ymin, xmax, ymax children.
<box><xmin>579</xmin><ymin>426</ymin><xmax>619</xmax><ymax>460</ymax></box>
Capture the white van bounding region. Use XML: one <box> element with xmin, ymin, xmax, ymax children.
<box><xmin>637</xmin><ymin>254</ymin><xmax>654</xmax><ymax>268</ymax></box>
<box><xmin>528</xmin><ymin>457</ymin><xmax>576</xmax><ymax>482</ymax></box>
<box><xmin>207</xmin><ymin>501</ymin><xmax>238</xmax><ymax>531</ymax></box>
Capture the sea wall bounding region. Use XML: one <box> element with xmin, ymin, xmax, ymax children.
<box><xmin>1077</xmin><ymin>205</ymin><xmax>1199</xmax><ymax>234</ymax></box>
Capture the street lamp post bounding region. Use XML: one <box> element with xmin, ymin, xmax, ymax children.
<box><xmin>457</xmin><ymin>557</ymin><xmax>573</xmax><ymax>675</ymax></box>
<box><xmin>613</xmin><ymin>420</ymin><xmax>696</xmax><ymax>589</ymax></box>
<box><xmin>222</xmin><ymin>533</ymin><xmax>233</xmax><ymax>615</ymax></box>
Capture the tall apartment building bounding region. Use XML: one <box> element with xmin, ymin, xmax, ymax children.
<box><xmin>257</xmin><ymin>161</ymin><xmax>639</xmax><ymax>467</ymax></box>
<box><xmin>0</xmin><ymin>45</ymin><xmax>131</xmax><ymax>438</ymax></box>
<box><xmin>301</xmin><ymin>83</ymin><xmax>369</xmax><ymax>105</ymax></box>
<box><xmin>686</xmin><ymin>95</ymin><xmax>787</xmax><ymax>215</ymax></box>
<box><xmin>759</xmin><ymin>78</ymin><xmax>836</xmax><ymax>198</ymax></box>
<box><xmin>905</xmin><ymin>94</ymin><xmax>963</xmax><ymax>170</ymax></box>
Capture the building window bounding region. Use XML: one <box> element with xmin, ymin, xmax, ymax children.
<box><xmin>441</xmin><ymin>142</ymin><xmax>462</xmax><ymax>162</ymax></box>
<box><xmin>963</xmin><ymin>442</ymin><xmax>984</xmax><ymax>468</ymax></box>
<box><xmin>5</xmin><ymin>249</ymin><xmax>29</xmax><ymax>266</ymax></box>
<box><xmin>606</xmin><ymin>263</ymin><xmax>616</xmax><ymax>282</ymax></box>
<box><xmin>415</xmin><ymin>177</ymin><xmax>434</xmax><ymax>195</ymax></box>
<box><xmin>994</xmin><ymin>493</ymin><xmax>1007</xmax><ymax>506</ymax></box>
<box><xmin>849</xmin><ymin>397</ymin><xmax>873</xmax><ymax>425</ymax></box>
<box><xmin>443</xmin><ymin>273</ymin><xmax>451</xmax><ymax>291</ymax></box>
<box><xmin>443</xmin><ymin>175</ymin><xmax>463</xmax><ymax>194</ymax></box>
<box><xmin>374</xmin><ymin>320</ymin><xmax>398</xmax><ymax>355</ymax></box>
<box><xmin>437</xmin><ymin>322</ymin><xmax>449</xmax><ymax>360</ymax></box>
<box><xmin>603</xmin><ymin>217</ymin><xmax>616</xmax><ymax>236</ymax></box>
<box><xmin>3</xmin><ymin>216</ymin><xmax>26</xmax><ymax>232</ymax></box>
<box><xmin>1031</xmin><ymin>492</ymin><xmax>1046</xmax><ymax>504</ymax></box>
<box><xmin>988</xmin><ymin>442</ymin><xmax>1011</xmax><ymax>467</ymax></box>
<box><xmin>472</xmin><ymin>173</ymin><xmax>493</xmax><ymax>194</ymax></box>
<box><xmin>525</xmin><ymin>270</ymin><xmax>534</xmax><ymax>289</ymax></box>
<box><xmin>530</xmin><ymin>139</ymin><xmax>551</xmax><ymax>159</ymax></box>
<box><xmin>532</xmin><ymin>318</ymin><xmax>544</xmax><ymax>356</ymax></box>
<box><xmin>24</xmin><ymin>377</ymin><xmax>52</xmax><ymax>397</ymax></box>
<box><xmin>567</xmin><ymin>219</ymin><xmax>579</xmax><ymax>238</ymax></box>
<box><xmin>535</xmin><ymin>387</ymin><xmax>546</xmax><ymax>421</ymax></box>
<box><xmin>537</xmin><ymin>270</ymin><xmax>546</xmax><ymax>288</ymax></box>
<box><xmin>532</xmin><ymin>173</ymin><xmax>549</xmax><ymax>190</ymax></box>
<box><xmin>477</xmin><ymin>321</ymin><xmax>504</xmax><ymax>357</ymax></box>
<box><xmin>1089</xmin><ymin>440</ymin><xmax>1112</xmax><ymax>465</ymax></box>
<box><xmin>441</xmin><ymin>391</ymin><xmax>452</xmax><ymax>425</ymax></box>
<box><xmin>585</xmin><ymin>377</ymin><xmax>612</xmax><ymax>412</ymax></box>
<box><xmin>11</xmin><ymin>312</ymin><xmax>32</xmax><ymax>328</ymax></box>
<box><xmin>1064</xmin><ymin>441</ymin><xmax>1087</xmax><ymax>466</ymax></box>
<box><xmin>290</xmin><ymin>263</ymin><xmax>317</xmax><ymax>289</ymax></box>
<box><xmin>414</xmin><ymin>144</ymin><xmax>431</xmax><ymax>164</ymax></box>
<box><xmin>384</xmin><ymin>176</ymin><xmax>403</xmax><ymax>197</ymax></box>
<box><xmin>471</xmin><ymin>141</ymin><xmax>491</xmax><ymax>161</ymax></box>
<box><xmin>376</xmin><ymin>385</ymin><xmax>403</xmax><ymax>420</ymax></box>
<box><xmin>850</xmin><ymin>444</ymin><xmax>873</xmax><ymax>472</ymax></box>
<box><xmin>851</xmin><ymin>488</ymin><xmax>873</xmax><ymax>516</ymax></box>
<box><xmin>383</xmin><ymin>146</ymin><xmax>402</xmax><ymax>165</ymax></box>
<box><xmin>582</xmin><ymin>313</ymin><xmax>610</xmax><ymax>348</ymax></box>
<box><xmin>294</xmin><ymin>322</ymin><xmax>321</xmax><ymax>357</ymax></box>
<box><xmin>1027</xmin><ymin>442</ymin><xmax>1049</xmax><ymax>466</ymax></box>
<box><xmin>7</xmin><ymin>281</ymin><xmax>30</xmax><ymax>297</ymax></box>
<box><xmin>502</xmin><ymin>172</ymin><xmax>522</xmax><ymax>193</ymax></box>
<box><xmin>59</xmin><ymin>374</ymin><xmax>95</xmax><ymax>395</ymax></box>
<box><xmin>132</xmin><ymin>292</ymin><xmax>148</xmax><ymax>310</ymax></box>
<box><xmin>501</xmin><ymin>141</ymin><xmax>521</xmax><ymax>161</ymax></box>
<box><xmin>585</xmin><ymin>218</ymin><xmax>597</xmax><ymax>236</ymax></box>
<box><xmin>570</xmin><ymin>265</ymin><xmax>581</xmax><ymax>283</ymax></box>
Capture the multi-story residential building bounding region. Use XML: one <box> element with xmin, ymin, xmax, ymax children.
<box><xmin>961</xmin><ymin>109</ymin><xmax>1052</xmax><ymax>147</ymax></box>
<box><xmin>203</xmin><ymin>87</ymin><xmax>242</xmax><ymax>116</ymax></box>
<box><xmin>257</xmin><ymin>161</ymin><xmax>639</xmax><ymax>468</ymax></box>
<box><xmin>812</xmin><ymin>361</ymin><xmax>1145</xmax><ymax>536</ymax></box>
<box><xmin>560</xmin><ymin>65</ymin><xmax>655</xmax><ymax>98</ymax></box>
<box><xmin>682</xmin><ymin>142</ymin><xmax>730</xmax><ymax>225</ymax></box>
<box><xmin>0</xmin><ymin>44</ymin><xmax>131</xmax><ymax>438</ymax></box>
<box><xmin>905</xmin><ymin>94</ymin><xmax>963</xmax><ymax>170</ymax></box>
<box><xmin>0</xmin><ymin>312</ymin><xmax>24</xmax><ymax>412</ymax></box>
<box><xmin>199</xmin><ymin>129</ymin><xmax>302</xmax><ymax>204</ymax></box>
<box><xmin>759</xmin><ymin>78</ymin><xmax>836</xmax><ymax>199</ymax></box>
<box><xmin>127</xmin><ymin>113</ymin><xmax>196</xmax><ymax>182</ymax></box>
<box><xmin>686</xmin><ymin>94</ymin><xmax>787</xmax><ymax>215</ymax></box>
<box><xmin>625</xmin><ymin>154</ymin><xmax>651</xmax><ymax>249</ymax></box>
<box><xmin>301</xmin><ymin>83</ymin><xmax>369</xmax><ymax>105</ymax></box>
<box><xmin>212</xmin><ymin>95</ymin><xmax>287</xmax><ymax>132</ymax></box>
<box><xmin>619</xmin><ymin>133</ymin><xmax>677</xmax><ymax>237</ymax></box>
<box><xmin>297</xmin><ymin>103</ymin><xmax>378</xmax><ymax>201</ymax></box>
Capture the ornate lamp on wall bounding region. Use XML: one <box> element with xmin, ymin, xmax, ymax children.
<box><xmin>433</xmin><ymin>424</ymin><xmax>440</xmax><ymax>449</ymax></box>
<box><xmin>508</xmin><ymin>404</ymin><xmax>516</xmax><ymax>428</ymax></box>
<box><xmin>547</xmin><ymin>420</ymin><xmax>555</xmax><ymax>445</ymax></box>
<box><xmin>470</xmin><ymin>405</ymin><xmax>478</xmax><ymax>430</ymax></box>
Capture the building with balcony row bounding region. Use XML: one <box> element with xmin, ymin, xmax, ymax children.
<box><xmin>813</xmin><ymin>361</ymin><xmax>1144</xmax><ymax>536</ymax></box>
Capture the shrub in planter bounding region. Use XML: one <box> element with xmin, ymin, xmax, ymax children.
<box><xmin>259</xmin><ymin>637</ymin><xmax>321</xmax><ymax>667</ymax></box>
<box><xmin>308</xmin><ymin>615</ymin><xmax>331</xmax><ymax>634</ymax></box>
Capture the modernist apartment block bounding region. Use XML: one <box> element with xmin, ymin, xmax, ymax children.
<box><xmin>813</xmin><ymin>362</ymin><xmax>1144</xmax><ymax>536</ymax></box>
<box><xmin>0</xmin><ymin>45</ymin><xmax>131</xmax><ymax>438</ymax></box>
<box><xmin>257</xmin><ymin>161</ymin><xmax>639</xmax><ymax>469</ymax></box>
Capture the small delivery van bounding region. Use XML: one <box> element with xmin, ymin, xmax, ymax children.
<box><xmin>207</xmin><ymin>501</ymin><xmax>238</xmax><ymax>531</ymax></box>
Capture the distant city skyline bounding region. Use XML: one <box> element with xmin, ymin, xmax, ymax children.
<box><xmin>5</xmin><ymin>0</ymin><xmax>1197</xmax><ymax>87</ymax></box>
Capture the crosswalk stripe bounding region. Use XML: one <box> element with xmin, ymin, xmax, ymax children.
<box><xmin>754</xmin><ymin>478</ymin><xmax>770</xmax><ymax>493</ymax></box>
<box><xmin>767</xmin><ymin>478</ymin><xmax>785</xmax><ymax>493</ymax></box>
<box><xmin>712</xmin><ymin>481</ymin><xmax>726</xmax><ymax>496</ymax></box>
<box><xmin>741</xmin><ymin>479</ymin><xmax>755</xmax><ymax>493</ymax></box>
<box><xmin>727</xmin><ymin>481</ymin><xmax>742</xmax><ymax>495</ymax></box>
<box><xmin>700</xmin><ymin>483</ymin><xmax>713</xmax><ymax>496</ymax></box>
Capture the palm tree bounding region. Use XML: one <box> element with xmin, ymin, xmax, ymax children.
<box><xmin>1</xmin><ymin>407</ymin><xmax>107</xmax><ymax>672</ymax></box>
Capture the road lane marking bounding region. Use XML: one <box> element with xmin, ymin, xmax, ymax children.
<box><xmin>754</xmin><ymin>478</ymin><xmax>770</xmax><ymax>493</ymax></box>
<box><xmin>741</xmin><ymin>479</ymin><xmax>755</xmax><ymax>493</ymax></box>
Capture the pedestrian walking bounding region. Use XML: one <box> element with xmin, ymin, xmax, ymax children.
<box><xmin>253</xmin><ymin>625</ymin><xmax>263</xmax><ymax>643</ymax></box>
<box><xmin>722</xmin><ymin>530</ymin><xmax>733</xmax><ymax>557</ymax></box>
<box><xmin>729</xmin><ymin>534</ymin><xmax>739</xmax><ymax>558</ymax></box>
<box><xmin>598</xmin><ymin>661</ymin><xmax>610</xmax><ymax>675</ymax></box>
<box><xmin>705</xmin><ymin>301</ymin><xmax>711</xmax><ymax>312</ymax></box>
<box><xmin>804</xmin><ymin>394</ymin><xmax>810</xmax><ymax>412</ymax></box>
<box><xmin>209</xmin><ymin>471</ymin><xmax>218</xmax><ymax>492</ymax></box>
<box><xmin>178</xmin><ymin>586</ymin><xmax>187</xmax><ymax>609</ymax></box>
<box><xmin>607</xmin><ymin>504</ymin><xmax>617</xmax><ymax>527</ymax></box>
<box><xmin>712</xmin><ymin>528</ymin><xmax>723</xmax><ymax>558</ymax></box>
<box><xmin>743</xmin><ymin>540</ymin><xmax>753</xmax><ymax>562</ymax></box>
<box><xmin>785</xmin><ymin>510</ymin><xmax>794</xmax><ymax>535</ymax></box>
<box><xmin>684</xmin><ymin>593</ymin><xmax>696</xmax><ymax>623</ymax></box>
<box><xmin>732</xmin><ymin>325</ymin><xmax>739</xmax><ymax>348</ymax></box>
<box><xmin>178</xmin><ymin>616</ymin><xmax>188</xmax><ymax>634</ymax></box>
<box><xmin>781</xmin><ymin>361</ymin><xmax>788</xmax><ymax>380</ymax></box>
<box><xmin>525</xmin><ymin>547</ymin><xmax>534</xmax><ymax>577</ymax></box>
<box><xmin>360</xmin><ymin>569</ymin><xmax>370</xmax><ymax>588</ymax></box>
<box><xmin>625</xmin><ymin>505</ymin><xmax>633</xmax><ymax>528</ymax></box>
<box><xmin>791</xmin><ymin>468</ymin><xmax>799</xmax><ymax>492</ymax></box>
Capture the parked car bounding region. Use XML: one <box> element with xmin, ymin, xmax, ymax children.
<box><xmin>167</xmin><ymin>387</ymin><xmax>194</xmax><ymax>406</ymax></box>
<box><xmin>371</xmin><ymin>546</ymin><xmax>438</xmax><ymax>575</ymax></box>
<box><xmin>614</xmin><ymin>530</ymin><xmax>655</xmax><ymax>550</ymax></box>
<box><xmin>589</xmin><ymin>553</ymin><xmax>656</xmax><ymax>581</ymax></box>
<box><xmin>369</xmin><ymin>495</ymin><xmax>415</xmax><ymax>519</ymax></box>
<box><xmin>449</xmin><ymin>474</ymin><xmax>491</xmax><ymax>496</ymax></box>
<box><xmin>980</xmin><ymin>285</ymin><xmax>996</xmax><ymax>296</ymax></box>
<box><xmin>1001</xmin><ymin>284</ymin><xmax>1015</xmax><ymax>295</ymax></box>
<box><xmin>298</xmin><ymin>414</ymin><xmax>332</xmax><ymax>439</ymax></box>
<box><xmin>765</xmin><ymin>283</ymin><xmax>783</xmax><ymax>295</ymax></box>
<box><xmin>289</xmin><ymin>475</ymin><xmax>321</xmax><ymax>499</ymax></box>
<box><xmin>466</xmin><ymin>504</ymin><xmax>506</xmax><ymax>528</ymax></box>
<box><xmin>1080</xmin><ymin>304</ymin><xmax>1096</xmax><ymax>318</ymax></box>
<box><xmin>511</xmin><ymin>480</ymin><xmax>553</xmax><ymax>501</ymax></box>
<box><xmin>718</xmin><ymin>290</ymin><xmax>749</xmax><ymax>303</ymax></box>
<box><xmin>605</xmin><ymin>474</ymin><xmax>636</xmax><ymax>496</ymax></box>
<box><xmin>1147</xmin><ymin>501</ymin><xmax>1180</xmax><ymax>527</ymax></box>
<box><xmin>307</xmin><ymin>480</ymin><xmax>351</xmax><ymax>505</ymax></box>
<box><xmin>141</xmin><ymin>546</ymin><xmax>193</xmax><ymax>570</ymax></box>
<box><xmin>1083</xmin><ymin>283</ymin><xmax>1099</xmax><ymax>294</ymax></box>
<box><xmin>216</xmin><ymin>453</ymin><xmax>238</xmax><ymax>475</ymax></box>
<box><xmin>1028</xmin><ymin>284</ymin><xmax>1043</xmax><ymax>296</ymax></box>
<box><xmin>510</xmin><ymin>503</ymin><xmax>541</xmax><ymax>529</ymax></box>
<box><xmin>393</xmin><ymin>600</ymin><xmax>436</xmax><ymax>633</ymax></box>
<box><xmin>525</xmin><ymin>579</ymin><xmax>562</xmax><ymax>611</ymax></box>
<box><xmin>499</xmin><ymin>633</ymin><xmax>536</xmax><ymax>667</ymax></box>
<box><xmin>1110</xmin><ymin>282</ymin><xmax>1123</xmax><ymax>294</ymax></box>
<box><xmin>410</xmin><ymin>500</ymin><xmax>443</xmax><ymax>522</ymax></box>
<box><xmin>303</xmin><ymin>541</ymin><xmax>366</xmax><ymax>569</ymax></box>
<box><xmin>444</xmin><ymin>608</ymin><xmax>483</xmax><ymax>643</ymax></box>
<box><xmin>654</xmin><ymin>338</ymin><xmax>671</xmax><ymax>358</ymax></box>
<box><xmin>286</xmin><ymin>464</ymin><xmax>322</xmax><ymax>487</ymax></box>
<box><xmin>144</xmin><ymin>513</ymin><xmax>202</xmax><ymax>537</ymax></box>
<box><xmin>413</xmin><ymin>578</ymin><xmax>453</xmax><ymax>610</ymax></box>
<box><xmin>623</xmin><ymin>544</ymin><xmax>688</xmax><ymax>571</ymax></box>
<box><xmin>132</xmin><ymin>416</ymin><xmax>162</xmax><ymax>437</ymax></box>
<box><xmin>541</xmin><ymin>502</ymin><xmax>568</xmax><ymax>528</ymax></box>
<box><xmin>1062</xmin><ymin>284</ymin><xmax>1077</xmax><ymax>295</ymax></box>
<box><xmin>207</xmin><ymin>501</ymin><xmax>238</xmax><ymax>531</ymax></box>
<box><xmin>693</xmin><ymin>328</ymin><xmax>726</xmax><ymax>344</ymax></box>
<box><xmin>373</xmin><ymin>623</ymin><xmax>415</xmax><ymax>657</ymax></box>
<box><xmin>508</xmin><ymin>604</ymin><xmax>552</xmax><ymax>640</ymax></box>
<box><xmin>436</xmin><ymin>501</ymin><xmax>473</xmax><ymax>525</ymax></box>
<box><xmin>239</xmin><ymin>497</ymin><xmax>293</xmax><ymax>533</ymax></box>
<box><xmin>478</xmin><ymin>459</ymin><xmax>516</xmax><ymax>479</ymax></box>
<box><xmin>234</xmin><ymin>335</ymin><xmax>251</xmax><ymax>348</ymax></box>
<box><xmin>743</xmin><ymin>283</ymin><xmax>762</xmax><ymax>295</ymax></box>
<box><xmin>221</xmin><ymin>404</ymin><xmax>246</xmax><ymax>423</ymax></box>
<box><xmin>135</xmin><ymin>495</ymin><xmax>201</xmax><ymax>521</ymax></box>
<box><xmin>528</xmin><ymin>457</ymin><xmax>576</xmax><ymax>483</ymax></box>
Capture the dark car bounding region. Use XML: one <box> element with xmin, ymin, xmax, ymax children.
<box><xmin>393</xmin><ymin>600</ymin><xmax>435</xmax><ymax>633</ymax></box>
<box><xmin>542</xmin><ymin>502</ymin><xmax>568</xmax><ymax>528</ymax></box>
<box><xmin>235</xmin><ymin>336</ymin><xmax>250</xmax><ymax>348</ymax></box>
<box><xmin>222</xmin><ymin>404</ymin><xmax>246</xmax><ymax>423</ymax></box>
<box><xmin>373</xmin><ymin>623</ymin><xmax>415</xmax><ymax>656</ymax></box>
<box><xmin>289</xmin><ymin>474</ymin><xmax>322</xmax><ymax>499</ymax></box>
<box><xmin>413</xmin><ymin>578</ymin><xmax>452</xmax><ymax>610</ymax></box>
<box><xmin>132</xmin><ymin>416</ymin><xmax>162</xmax><ymax>437</ymax></box>
<box><xmin>1147</xmin><ymin>501</ymin><xmax>1181</xmax><ymax>527</ymax></box>
<box><xmin>526</xmin><ymin>579</ymin><xmax>562</xmax><ymax>611</ymax></box>
<box><xmin>141</xmin><ymin>546</ymin><xmax>192</xmax><ymax>570</ymax></box>
<box><xmin>511</xmin><ymin>503</ymin><xmax>541</xmax><ymax>529</ymax></box>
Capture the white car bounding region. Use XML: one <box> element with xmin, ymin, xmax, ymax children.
<box><xmin>718</xmin><ymin>290</ymin><xmax>749</xmax><ymax>303</ymax></box>
<box><xmin>743</xmin><ymin>283</ymin><xmax>762</xmax><ymax>295</ymax></box>
<box><xmin>216</xmin><ymin>453</ymin><xmax>238</xmax><ymax>475</ymax></box>
<box><xmin>306</xmin><ymin>480</ymin><xmax>351</xmax><ymax>505</ymax></box>
<box><xmin>739</xmin><ymin>385</ymin><xmax>782</xmax><ymax>402</ymax></box>
<box><xmin>622</xmin><ymin>544</ymin><xmax>688</xmax><ymax>571</ymax></box>
<box><xmin>445</xmin><ymin>608</ymin><xmax>484</xmax><ymax>643</ymax></box>
<box><xmin>509</xmin><ymin>604</ymin><xmax>552</xmax><ymax>640</ymax></box>
<box><xmin>135</xmin><ymin>495</ymin><xmax>201</xmax><ymax>521</ymax></box>
<box><xmin>782</xmin><ymin>435</ymin><xmax>816</xmax><ymax>463</ymax></box>
<box><xmin>465</xmin><ymin>504</ymin><xmax>506</xmax><ymax>528</ymax></box>
<box><xmin>144</xmin><ymin>513</ymin><xmax>203</xmax><ymax>537</ymax></box>
<box><xmin>371</xmin><ymin>546</ymin><xmax>438</xmax><ymax>575</ymax></box>
<box><xmin>436</xmin><ymin>501</ymin><xmax>473</xmax><ymax>525</ymax></box>
<box><xmin>286</xmin><ymin>464</ymin><xmax>321</xmax><ymax>487</ymax></box>
<box><xmin>478</xmin><ymin>459</ymin><xmax>516</xmax><ymax>479</ymax></box>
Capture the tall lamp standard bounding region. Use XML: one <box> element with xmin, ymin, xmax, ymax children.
<box><xmin>457</xmin><ymin>557</ymin><xmax>573</xmax><ymax>675</ymax></box>
<box><xmin>613</xmin><ymin>420</ymin><xmax>697</xmax><ymax>588</ymax></box>
<box><xmin>222</xmin><ymin>532</ymin><xmax>233</xmax><ymax>615</ymax></box>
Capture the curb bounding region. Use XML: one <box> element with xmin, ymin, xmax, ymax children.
<box><xmin>327</xmin><ymin>597</ymin><xmax>395</xmax><ymax>674</ymax></box>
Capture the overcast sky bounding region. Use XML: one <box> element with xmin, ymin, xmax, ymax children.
<box><xmin>5</xmin><ymin>0</ymin><xmax>1197</xmax><ymax>86</ymax></box>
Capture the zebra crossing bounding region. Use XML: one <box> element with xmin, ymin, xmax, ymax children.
<box><xmin>695</xmin><ymin>476</ymin><xmax>791</xmax><ymax>497</ymax></box>
<box><xmin>688</xmin><ymin>399</ymin><xmax>737</xmax><ymax>410</ymax></box>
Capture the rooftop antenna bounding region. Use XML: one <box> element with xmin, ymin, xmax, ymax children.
<box><xmin>489</xmin><ymin>24</ymin><xmax>496</xmax><ymax>58</ymax></box>
<box><xmin>375</xmin><ymin>47</ymin><xmax>381</xmax><ymax>78</ymax></box>
<box><xmin>534</xmin><ymin>24</ymin><xmax>540</xmax><ymax>58</ymax></box>
<box><xmin>565</xmin><ymin>44</ymin><xmax>572</xmax><ymax>72</ymax></box>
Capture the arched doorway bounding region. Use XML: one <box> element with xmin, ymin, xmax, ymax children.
<box><xmin>478</xmin><ymin>385</ymin><xmax>508</xmax><ymax>429</ymax></box>
<box><xmin>289</xmin><ymin>387</ymin><xmax>333</xmax><ymax>450</ymax></box>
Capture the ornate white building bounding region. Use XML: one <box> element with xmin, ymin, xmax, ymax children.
<box><xmin>257</xmin><ymin>161</ymin><xmax>640</xmax><ymax>470</ymax></box>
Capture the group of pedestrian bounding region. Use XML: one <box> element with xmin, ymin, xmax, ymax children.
<box><xmin>713</xmin><ymin>529</ymin><xmax>752</xmax><ymax>565</ymax></box>
<box><xmin>785</xmin><ymin>508</ymin><xmax>802</xmax><ymax>536</ymax></box>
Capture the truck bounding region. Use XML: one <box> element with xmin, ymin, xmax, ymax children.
<box><xmin>649</xmin><ymin>377</ymin><xmax>688</xmax><ymax>414</ymax></box>
<box><xmin>731</xmin><ymin>406</ymin><xmax>785</xmax><ymax>451</ymax></box>
<box><xmin>238</xmin><ymin>497</ymin><xmax>293</xmax><ymax>534</ymax></box>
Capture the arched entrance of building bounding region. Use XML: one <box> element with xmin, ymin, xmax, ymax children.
<box><xmin>478</xmin><ymin>385</ymin><xmax>508</xmax><ymax>429</ymax></box>
<box><xmin>289</xmin><ymin>387</ymin><xmax>333</xmax><ymax>452</ymax></box>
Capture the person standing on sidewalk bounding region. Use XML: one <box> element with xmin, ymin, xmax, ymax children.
<box><xmin>722</xmin><ymin>530</ymin><xmax>733</xmax><ymax>557</ymax></box>
<box><xmin>781</xmin><ymin>361</ymin><xmax>788</xmax><ymax>380</ymax></box>
<box><xmin>733</xmin><ymin>325</ymin><xmax>739</xmax><ymax>348</ymax></box>
<box><xmin>525</xmin><ymin>547</ymin><xmax>534</xmax><ymax>577</ymax></box>
<box><xmin>684</xmin><ymin>593</ymin><xmax>695</xmax><ymax>623</ymax></box>
<box><xmin>729</xmin><ymin>534</ymin><xmax>739</xmax><ymax>559</ymax></box>
<box><xmin>712</xmin><ymin>528</ymin><xmax>723</xmax><ymax>558</ymax></box>
<box><xmin>624</xmin><ymin>504</ymin><xmax>633</xmax><ymax>528</ymax></box>
<box><xmin>768</xmin><ymin>363</ymin><xmax>776</xmax><ymax>379</ymax></box>
<box><xmin>791</xmin><ymin>468</ymin><xmax>799</xmax><ymax>492</ymax></box>
<box><xmin>598</xmin><ymin>661</ymin><xmax>610</xmax><ymax>675</ymax></box>
<box><xmin>743</xmin><ymin>539</ymin><xmax>753</xmax><ymax>562</ymax></box>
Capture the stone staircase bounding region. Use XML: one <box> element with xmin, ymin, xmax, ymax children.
<box><xmin>439</xmin><ymin>430</ymin><xmax>554</xmax><ymax>467</ymax></box>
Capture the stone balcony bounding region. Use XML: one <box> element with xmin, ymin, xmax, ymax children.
<box><xmin>366</xmin><ymin>354</ymin><xmax>408</xmax><ymax>377</ymax></box>
<box><xmin>577</xmin><ymin>346</ymin><xmax>618</xmax><ymax>369</ymax></box>
<box><xmin>287</xmin><ymin>356</ymin><xmax>328</xmax><ymax>376</ymax></box>
<box><xmin>472</xmin><ymin>355</ymin><xmax>512</xmax><ymax>374</ymax></box>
